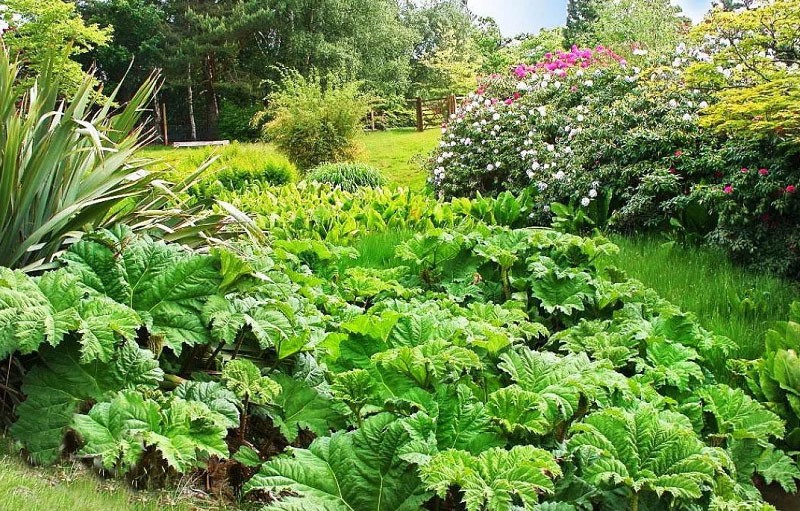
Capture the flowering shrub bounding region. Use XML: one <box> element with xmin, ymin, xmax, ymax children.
<box><xmin>430</xmin><ymin>38</ymin><xmax>800</xmax><ymax>275</ymax></box>
<box><xmin>430</xmin><ymin>46</ymin><xmax>714</xmax><ymax>228</ymax></box>
<box><xmin>690</xmin><ymin>140</ymin><xmax>800</xmax><ymax>274</ymax></box>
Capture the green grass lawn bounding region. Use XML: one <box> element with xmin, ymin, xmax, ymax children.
<box><xmin>610</xmin><ymin>236</ymin><xmax>799</xmax><ymax>362</ymax></box>
<box><xmin>0</xmin><ymin>441</ymin><xmax>229</xmax><ymax>511</ymax></box>
<box><xmin>359</xmin><ymin>128</ymin><xmax>439</xmax><ymax>190</ymax></box>
<box><xmin>139</xmin><ymin>128</ymin><xmax>438</xmax><ymax>191</ymax></box>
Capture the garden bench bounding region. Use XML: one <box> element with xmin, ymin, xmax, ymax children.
<box><xmin>172</xmin><ymin>140</ymin><xmax>230</xmax><ymax>148</ymax></box>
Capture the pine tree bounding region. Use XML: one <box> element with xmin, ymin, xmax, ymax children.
<box><xmin>564</xmin><ymin>0</ymin><xmax>599</xmax><ymax>47</ymax></box>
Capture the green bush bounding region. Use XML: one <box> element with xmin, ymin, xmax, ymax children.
<box><xmin>144</xmin><ymin>143</ymin><xmax>298</xmax><ymax>200</ymax></box>
<box><xmin>307</xmin><ymin>163</ymin><xmax>387</xmax><ymax>191</ymax></box>
<box><xmin>253</xmin><ymin>71</ymin><xmax>371</xmax><ymax>170</ymax></box>
<box><xmin>0</xmin><ymin>48</ymin><xmax>191</xmax><ymax>270</ymax></box>
<box><xmin>218</xmin><ymin>100</ymin><xmax>261</xmax><ymax>142</ymax></box>
<box><xmin>192</xmin><ymin>151</ymin><xmax>297</xmax><ymax>200</ymax></box>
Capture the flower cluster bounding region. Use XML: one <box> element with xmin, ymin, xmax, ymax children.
<box><xmin>428</xmin><ymin>32</ymin><xmax>800</xmax><ymax>275</ymax></box>
<box><xmin>429</xmin><ymin>46</ymin><xmax>708</xmax><ymax>226</ymax></box>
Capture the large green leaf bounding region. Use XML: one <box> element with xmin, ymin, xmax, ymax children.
<box><xmin>61</xmin><ymin>226</ymin><xmax>222</xmax><ymax>352</ymax></box>
<box><xmin>697</xmin><ymin>384</ymin><xmax>785</xmax><ymax>440</ymax></box>
<box><xmin>0</xmin><ymin>267</ymin><xmax>69</xmax><ymax>357</ymax></box>
<box><xmin>497</xmin><ymin>349</ymin><xmax>626</xmax><ymax>424</ymax></box>
<box><xmin>487</xmin><ymin>385</ymin><xmax>550</xmax><ymax>436</ymax></box>
<box><xmin>11</xmin><ymin>342</ymin><xmax>163</xmax><ymax>464</ymax></box>
<box><xmin>569</xmin><ymin>404</ymin><xmax>718</xmax><ymax>503</ymax></box>
<box><xmin>269</xmin><ymin>373</ymin><xmax>347</xmax><ymax>443</ymax></box>
<box><xmin>245</xmin><ymin>413</ymin><xmax>429</xmax><ymax>511</ymax></box>
<box><xmin>74</xmin><ymin>390</ymin><xmax>229</xmax><ymax>474</ymax></box>
<box><xmin>72</xmin><ymin>390</ymin><xmax>160</xmax><ymax>471</ymax></box>
<box><xmin>420</xmin><ymin>446</ymin><xmax>561</xmax><ymax>511</ymax></box>
<box><xmin>0</xmin><ymin>268</ymin><xmax>140</xmax><ymax>362</ymax></box>
<box><xmin>174</xmin><ymin>381</ymin><xmax>241</xmax><ymax>429</ymax></box>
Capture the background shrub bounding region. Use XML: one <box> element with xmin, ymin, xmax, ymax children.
<box><xmin>253</xmin><ymin>71</ymin><xmax>371</xmax><ymax>170</ymax></box>
<box><xmin>429</xmin><ymin>45</ymin><xmax>800</xmax><ymax>275</ymax></box>
<box><xmin>193</xmin><ymin>153</ymin><xmax>296</xmax><ymax>200</ymax></box>
<box><xmin>218</xmin><ymin>100</ymin><xmax>262</xmax><ymax>142</ymax></box>
<box><xmin>307</xmin><ymin>162</ymin><xmax>387</xmax><ymax>191</ymax></box>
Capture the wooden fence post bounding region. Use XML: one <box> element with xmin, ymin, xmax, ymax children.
<box><xmin>447</xmin><ymin>94</ymin><xmax>457</xmax><ymax>118</ymax></box>
<box><xmin>161</xmin><ymin>103</ymin><xmax>169</xmax><ymax>146</ymax></box>
<box><xmin>415</xmin><ymin>97</ymin><xmax>424</xmax><ymax>132</ymax></box>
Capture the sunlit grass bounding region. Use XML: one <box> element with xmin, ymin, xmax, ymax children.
<box><xmin>610</xmin><ymin>235</ymin><xmax>799</xmax><ymax>362</ymax></box>
<box><xmin>0</xmin><ymin>441</ymin><xmax>231</xmax><ymax>511</ymax></box>
<box><xmin>138</xmin><ymin>128</ymin><xmax>438</xmax><ymax>192</ymax></box>
<box><xmin>359</xmin><ymin>128</ymin><xmax>440</xmax><ymax>190</ymax></box>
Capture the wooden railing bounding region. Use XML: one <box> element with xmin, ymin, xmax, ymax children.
<box><xmin>411</xmin><ymin>94</ymin><xmax>462</xmax><ymax>131</ymax></box>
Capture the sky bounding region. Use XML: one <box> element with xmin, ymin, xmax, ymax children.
<box><xmin>468</xmin><ymin>0</ymin><xmax>714</xmax><ymax>37</ymax></box>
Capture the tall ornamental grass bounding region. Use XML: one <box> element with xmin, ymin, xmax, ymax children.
<box><xmin>0</xmin><ymin>50</ymin><xmax>219</xmax><ymax>270</ymax></box>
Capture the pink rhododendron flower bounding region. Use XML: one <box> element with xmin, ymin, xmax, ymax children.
<box><xmin>741</xmin><ymin>167</ymin><xmax>748</xmax><ymax>173</ymax></box>
<box><xmin>675</xmin><ymin>150</ymin><xmax>683</xmax><ymax>157</ymax></box>
<box><xmin>787</xmin><ymin>185</ymin><xmax>797</xmax><ymax>194</ymax></box>
<box><xmin>759</xmin><ymin>168</ymin><xmax>769</xmax><ymax>176</ymax></box>
<box><xmin>723</xmin><ymin>185</ymin><xmax>733</xmax><ymax>194</ymax></box>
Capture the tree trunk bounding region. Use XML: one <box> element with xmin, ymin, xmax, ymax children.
<box><xmin>187</xmin><ymin>63</ymin><xmax>197</xmax><ymax>141</ymax></box>
<box><xmin>203</xmin><ymin>53</ymin><xmax>219</xmax><ymax>140</ymax></box>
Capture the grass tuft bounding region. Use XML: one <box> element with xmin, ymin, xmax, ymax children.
<box><xmin>610</xmin><ymin>235</ymin><xmax>799</xmax><ymax>361</ymax></box>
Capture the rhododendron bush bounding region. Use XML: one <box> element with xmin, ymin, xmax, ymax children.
<box><xmin>430</xmin><ymin>34</ymin><xmax>800</xmax><ymax>274</ymax></box>
<box><xmin>430</xmin><ymin>45</ymin><xmax>716</xmax><ymax>227</ymax></box>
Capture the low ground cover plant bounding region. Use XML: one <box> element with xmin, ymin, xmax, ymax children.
<box><xmin>1</xmin><ymin>212</ymin><xmax>798</xmax><ymax>510</ymax></box>
<box><xmin>307</xmin><ymin>162</ymin><xmax>387</xmax><ymax>191</ymax></box>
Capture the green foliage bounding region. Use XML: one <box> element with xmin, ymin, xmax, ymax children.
<box><xmin>61</xmin><ymin>226</ymin><xmax>222</xmax><ymax>353</ymax></box>
<box><xmin>420</xmin><ymin>446</ymin><xmax>561</xmax><ymax>511</ymax></box>
<box><xmin>569</xmin><ymin>404</ymin><xmax>719</xmax><ymax>507</ymax></box>
<box><xmin>404</xmin><ymin>0</ymin><xmax>486</xmax><ymax>97</ymax></box>
<box><xmin>564</xmin><ymin>0</ymin><xmax>599</xmax><ymax>46</ymax></box>
<box><xmin>217</xmin><ymin>101</ymin><xmax>262</xmax><ymax>142</ymax></box>
<box><xmin>307</xmin><ymin>163</ymin><xmax>387</xmax><ymax>192</ymax></box>
<box><xmin>0</xmin><ymin>268</ymin><xmax>139</xmax><ymax>361</ymax></box>
<box><xmin>1</xmin><ymin>0</ymin><xmax>110</xmax><ymax>93</ymax></box>
<box><xmin>222</xmin><ymin>359</ymin><xmax>281</xmax><ymax>406</ymax></box>
<box><xmin>73</xmin><ymin>389</ymin><xmax>229</xmax><ymax>474</ymax></box>
<box><xmin>0</xmin><ymin>144</ymin><xmax>798</xmax><ymax>511</ymax></box>
<box><xmin>11</xmin><ymin>342</ymin><xmax>163</xmax><ymax>464</ymax></box>
<box><xmin>736</xmin><ymin>303</ymin><xmax>800</xmax><ymax>448</ymax></box>
<box><xmin>268</xmin><ymin>372</ymin><xmax>348</xmax><ymax>443</ymax></box>
<box><xmin>0</xmin><ymin>49</ymin><xmax>174</xmax><ymax>271</ymax></box>
<box><xmin>223</xmin><ymin>182</ymin><xmax>483</xmax><ymax>245</ymax></box>
<box><xmin>244</xmin><ymin>413</ymin><xmax>430</xmax><ymax>510</ymax></box>
<box><xmin>192</xmin><ymin>153</ymin><xmax>297</xmax><ymax>200</ymax></box>
<box><xmin>686</xmin><ymin>0</ymin><xmax>800</xmax><ymax>142</ymax></box>
<box><xmin>254</xmin><ymin>71</ymin><xmax>371</xmax><ymax>170</ymax></box>
<box><xmin>591</xmin><ymin>0</ymin><xmax>683</xmax><ymax>58</ymax></box>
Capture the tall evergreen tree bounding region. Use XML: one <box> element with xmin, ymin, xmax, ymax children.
<box><xmin>564</xmin><ymin>0</ymin><xmax>599</xmax><ymax>46</ymax></box>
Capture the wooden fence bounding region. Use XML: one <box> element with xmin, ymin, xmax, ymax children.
<box><xmin>412</xmin><ymin>94</ymin><xmax>462</xmax><ymax>131</ymax></box>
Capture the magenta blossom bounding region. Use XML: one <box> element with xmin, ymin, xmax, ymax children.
<box><xmin>723</xmin><ymin>185</ymin><xmax>734</xmax><ymax>194</ymax></box>
<box><xmin>787</xmin><ymin>185</ymin><xmax>797</xmax><ymax>194</ymax></box>
<box><xmin>759</xmin><ymin>168</ymin><xmax>769</xmax><ymax>176</ymax></box>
